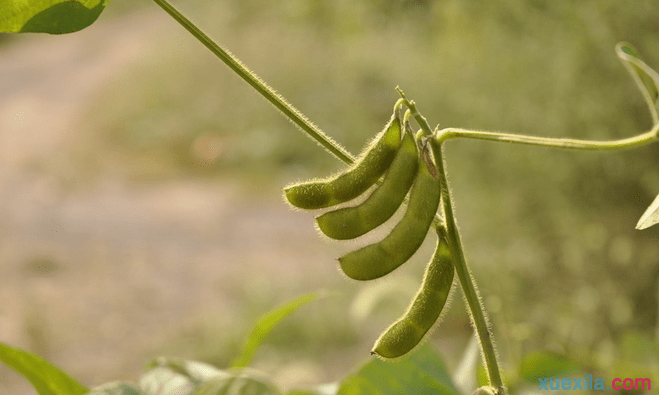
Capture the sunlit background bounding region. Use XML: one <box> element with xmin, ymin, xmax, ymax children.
<box><xmin>1</xmin><ymin>0</ymin><xmax>659</xmax><ymax>393</ymax></box>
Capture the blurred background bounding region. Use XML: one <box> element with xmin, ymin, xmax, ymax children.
<box><xmin>1</xmin><ymin>0</ymin><xmax>659</xmax><ymax>393</ymax></box>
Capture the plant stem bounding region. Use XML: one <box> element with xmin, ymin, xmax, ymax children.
<box><xmin>616</xmin><ymin>42</ymin><xmax>659</xmax><ymax>126</ymax></box>
<box><xmin>398</xmin><ymin>88</ymin><xmax>505</xmax><ymax>392</ymax></box>
<box><xmin>395</xmin><ymin>85</ymin><xmax>658</xmax><ymax>395</ymax></box>
<box><xmin>151</xmin><ymin>0</ymin><xmax>355</xmax><ymax>165</ymax></box>
<box><xmin>397</xmin><ymin>91</ymin><xmax>505</xmax><ymax>392</ymax></box>
<box><xmin>150</xmin><ymin>0</ymin><xmax>445</xmax><ymax>229</ymax></box>
<box><xmin>435</xmin><ymin>125</ymin><xmax>659</xmax><ymax>150</ymax></box>
<box><xmin>396</xmin><ymin>87</ymin><xmax>435</xmax><ymax>136</ymax></box>
<box><xmin>429</xmin><ymin>139</ymin><xmax>506</xmax><ymax>395</ymax></box>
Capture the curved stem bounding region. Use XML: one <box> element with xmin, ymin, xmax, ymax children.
<box><xmin>150</xmin><ymin>0</ymin><xmax>438</xmax><ymax>230</ymax></box>
<box><xmin>395</xmin><ymin>85</ymin><xmax>659</xmax><ymax>152</ymax></box>
<box><xmin>398</xmin><ymin>91</ymin><xmax>505</xmax><ymax>392</ymax></box>
<box><xmin>396</xmin><ymin>87</ymin><xmax>435</xmax><ymax>136</ymax></box>
<box><xmin>436</xmin><ymin>125</ymin><xmax>659</xmax><ymax>150</ymax></box>
<box><xmin>429</xmin><ymin>139</ymin><xmax>506</xmax><ymax>395</ymax></box>
<box><xmin>151</xmin><ymin>0</ymin><xmax>355</xmax><ymax>165</ymax></box>
<box><xmin>616</xmin><ymin>42</ymin><xmax>659</xmax><ymax>126</ymax></box>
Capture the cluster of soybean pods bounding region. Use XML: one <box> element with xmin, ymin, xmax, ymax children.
<box><xmin>284</xmin><ymin>102</ymin><xmax>455</xmax><ymax>359</ymax></box>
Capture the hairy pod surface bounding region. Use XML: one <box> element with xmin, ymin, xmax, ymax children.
<box><xmin>338</xmin><ymin>147</ymin><xmax>441</xmax><ymax>280</ymax></box>
<box><xmin>371</xmin><ymin>234</ymin><xmax>455</xmax><ymax>359</ymax></box>
<box><xmin>315</xmin><ymin>130</ymin><xmax>419</xmax><ymax>240</ymax></box>
<box><xmin>283</xmin><ymin>115</ymin><xmax>402</xmax><ymax>209</ymax></box>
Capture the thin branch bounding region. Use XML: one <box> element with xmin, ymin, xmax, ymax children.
<box><xmin>151</xmin><ymin>0</ymin><xmax>355</xmax><ymax>164</ymax></box>
<box><xmin>435</xmin><ymin>125</ymin><xmax>659</xmax><ymax>150</ymax></box>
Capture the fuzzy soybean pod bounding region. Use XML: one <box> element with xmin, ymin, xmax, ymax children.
<box><xmin>371</xmin><ymin>233</ymin><xmax>455</xmax><ymax>359</ymax></box>
<box><xmin>338</xmin><ymin>148</ymin><xmax>441</xmax><ymax>280</ymax></box>
<box><xmin>315</xmin><ymin>130</ymin><xmax>419</xmax><ymax>240</ymax></box>
<box><xmin>283</xmin><ymin>115</ymin><xmax>402</xmax><ymax>210</ymax></box>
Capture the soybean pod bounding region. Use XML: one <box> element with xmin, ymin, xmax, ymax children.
<box><xmin>338</xmin><ymin>145</ymin><xmax>441</xmax><ymax>281</ymax></box>
<box><xmin>371</xmin><ymin>231</ymin><xmax>455</xmax><ymax>359</ymax></box>
<box><xmin>283</xmin><ymin>114</ymin><xmax>402</xmax><ymax>210</ymax></box>
<box><xmin>315</xmin><ymin>130</ymin><xmax>419</xmax><ymax>240</ymax></box>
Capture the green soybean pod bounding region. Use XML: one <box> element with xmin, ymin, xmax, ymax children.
<box><xmin>338</xmin><ymin>147</ymin><xmax>441</xmax><ymax>281</ymax></box>
<box><xmin>283</xmin><ymin>114</ymin><xmax>402</xmax><ymax>210</ymax></box>
<box><xmin>315</xmin><ymin>130</ymin><xmax>419</xmax><ymax>240</ymax></box>
<box><xmin>371</xmin><ymin>233</ymin><xmax>455</xmax><ymax>359</ymax></box>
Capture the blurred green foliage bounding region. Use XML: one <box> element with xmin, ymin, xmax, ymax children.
<box><xmin>70</xmin><ymin>0</ymin><xmax>659</xmax><ymax>383</ymax></box>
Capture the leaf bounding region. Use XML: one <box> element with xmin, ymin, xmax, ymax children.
<box><xmin>191</xmin><ymin>369</ymin><xmax>283</xmax><ymax>395</ymax></box>
<box><xmin>476</xmin><ymin>365</ymin><xmax>488</xmax><ymax>388</ymax></box>
<box><xmin>637</xmin><ymin>191</ymin><xmax>659</xmax><ymax>230</ymax></box>
<box><xmin>144</xmin><ymin>357</ymin><xmax>230</xmax><ymax>383</ymax></box>
<box><xmin>140</xmin><ymin>358</ymin><xmax>230</xmax><ymax>395</ymax></box>
<box><xmin>86</xmin><ymin>382</ymin><xmax>143</xmax><ymax>395</ymax></box>
<box><xmin>0</xmin><ymin>340</ymin><xmax>88</xmax><ymax>395</ymax></box>
<box><xmin>141</xmin><ymin>358</ymin><xmax>282</xmax><ymax>395</ymax></box>
<box><xmin>616</xmin><ymin>42</ymin><xmax>659</xmax><ymax>125</ymax></box>
<box><xmin>452</xmin><ymin>335</ymin><xmax>479</xmax><ymax>394</ymax></box>
<box><xmin>231</xmin><ymin>292</ymin><xmax>324</xmax><ymax>368</ymax></box>
<box><xmin>518</xmin><ymin>351</ymin><xmax>580</xmax><ymax>382</ymax></box>
<box><xmin>287</xmin><ymin>383</ymin><xmax>339</xmax><ymax>395</ymax></box>
<box><xmin>337</xmin><ymin>343</ymin><xmax>461</xmax><ymax>395</ymax></box>
<box><xmin>0</xmin><ymin>0</ymin><xmax>110</xmax><ymax>34</ymax></box>
<box><xmin>348</xmin><ymin>277</ymin><xmax>418</xmax><ymax>325</ymax></box>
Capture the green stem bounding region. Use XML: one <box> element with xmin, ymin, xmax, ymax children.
<box><xmin>396</xmin><ymin>87</ymin><xmax>434</xmax><ymax>136</ymax></box>
<box><xmin>395</xmin><ymin>86</ymin><xmax>659</xmax><ymax>395</ymax></box>
<box><xmin>151</xmin><ymin>0</ymin><xmax>355</xmax><ymax>165</ymax></box>
<box><xmin>398</xmin><ymin>90</ymin><xmax>505</xmax><ymax>392</ymax></box>
<box><xmin>435</xmin><ymin>125</ymin><xmax>659</xmax><ymax>150</ymax></box>
<box><xmin>430</xmin><ymin>139</ymin><xmax>506</xmax><ymax>395</ymax></box>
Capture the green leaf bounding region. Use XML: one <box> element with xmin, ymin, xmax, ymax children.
<box><xmin>0</xmin><ymin>340</ymin><xmax>88</xmax><ymax>395</ymax></box>
<box><xmin>287</xmin><ymin>383</ymin><xmax>339</xmax><ymax>395</ymax></box>
<box><xmin>140</xmin><ymin>358</ymin><xmax>230</xmax><ymax>395</ymax></box>
<box><xmin>86</xmin><ymin>382</ymin><xmax>143</xmax><ymax>395</ymax></box>
<box><xmin>143</xmin><ymin>357</ymin><xmax>229</xmax><ymax>384</ymax></box>
<box><xmin>0</xmin><ymin>0</ymin><xmax>110</xmax><ymax>34</ymax></box>
<box><xmin>191</xmin><ymin>369</ymin><xmax>283</xmax><ymax>395</ymax></box>
<box><xmin>139</xmin><ymin>365</ymin><xmax>196</xmax><ymax>395</ymax></box>
<box><xmin>337</xmin><ymin>343</ymin><xmax>461</xmax><ymax>395</ymax></box>
<box><xmin>452</xmin><ymin>336</ymin><xmax>479</xmax><ymax>394</ymax></box>
<box><xmin>141</xmin><ymin>359</ymin><xmax>282</xmax><ymax>395</ymax></box>
<box><xmin>518</xmin><ymin>351</ymin><xmax>580</xmax><ymax>382</ymax></box>
<box><xmin>616</xmin><ymin>42</ymin><xmax>659</xmax><ymax>125</ymax></box>
<box><xmin>476</xmin><ymin>365</ymin><xmax>488</xmax><ymax>388</ymax></box>
<box><xmin>231</xmin><ymin>292</ymin><xmax>324</xmax><ymax>368</ymax></box>
<box><xmin>637</xmin><ymin>191</ymin><xmax>659</xmax><ymax>230</ymax></box>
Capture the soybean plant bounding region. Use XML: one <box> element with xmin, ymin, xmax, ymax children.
<box><xmin>146</xmin><ymin>4</ymin><xmax>659</xmax><ymax>393</ymax></box>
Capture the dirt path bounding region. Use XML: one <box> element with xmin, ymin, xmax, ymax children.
<box><xmin>0</xmin><ymin>9</ymin><xmax>340</xmax><ymax>393</ymax></box>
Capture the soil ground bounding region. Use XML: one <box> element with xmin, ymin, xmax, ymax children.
<box><xmin>0</xmin><ymin>9</ymin><xmax>348</xmax><ymax>393</ymax></box>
